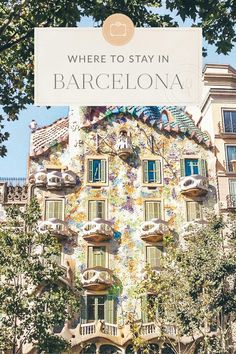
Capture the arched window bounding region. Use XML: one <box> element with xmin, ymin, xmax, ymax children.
<box><xmin>162</xmin><ymin>344</ymin><xmax>175</xmax><ymax>354</ymax></box>
<box><xmin>81</xmin><ymin>343</ymin><xmax>96</xmax><ymax>353</ymax></box>
<box><xmin>100</xmin><ymin>344</ymin><xmax>122</xmax><ymax>353</ymax></box>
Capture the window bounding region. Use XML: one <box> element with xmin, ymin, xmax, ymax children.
<box><xmin>85</xmin><ymin>295</ymin><xmax>117</xmax><ymax>323</ymax></box>
<box><xmin>45</xmin><ymin>200</ymin><xmax>64</xmax><ymax>220</ymax></box>
<box><xmin>223</xmin><ymin>111</ymin><xmax>236</xmax><ymax>133</ymax></box>
<box><xmin>88</xmin><ymin>159</ymin><xmax>107</xmax><ymax>183</ymax></box>
<box><xmin>146</xmin><ymin>246</ymin><xmax>163</xmax><ymax>268</ymax></box>
<box><xmin>87</xmin><ymin>295</ymin><xmax>106</xmax><ymax>322</ymax></box>
<box><xmin>88</xmin><ymin>200</ymin><xmax>106</xmax><ymax>220</ymax></box>
<box><xmin>88</xmin><ymin>246</ymin><xmax>106</xmax><ymax>267</ymax></box>
<box><xmin>181</xmin><ymin>159</ymin><xmax>207</xmax><ymax>177</ymax></box>
<box><xmin>143</xmin><ymin>160</ymin><xmax>161</xmax><ymax>184</ymax></box>
<box><xmin>141</xmin><ymin>295</ymin><xmax>159</xmax><ymax>322</ymax></box>
<box><xmin>186</xmin><ymin>201</ymin><xmax>202</xmax><ymax>221</ymax></box>
<box><xmin>144</xmin><ymin>201</ymin><xmax>161</xmax><ymax>221</ymax></box>
<box><xmin>229</xmin><ymin>180</ymin><xmax>236</xmax><ymax>199</ymax></box>
<box><xmin>226</xmin><ymin>145</ymin><xmax>236</xmax><ymax>172</ymax></box>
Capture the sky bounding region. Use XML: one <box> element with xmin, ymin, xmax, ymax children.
<box><xmin>0</xmin><ymin>14</ymin><xmax>236</xmax><ymax>178</ymax></box>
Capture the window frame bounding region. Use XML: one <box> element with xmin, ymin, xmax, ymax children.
<box><xmin>86</xmin><ymin>156</ymin><xmax>108</xmax><ymax>186</ymax></box>
<box><xmin>87</xmin><ymin>245</ymin><xmax>108</xmax><ymax>268</ymax></box>
<box><xmin>142</xmin><ymin>157</ymin><xmax>162</xmax><ymax>186</ymax></box>
<box><xmin>87</xmin><ymin>198</ymin><xmax>107</xmax><ymax>221</ymax></box>
<box><xmin>229</xmin><ymin>179</ymin><xmax>236</xmax><ymax>197</ymax></box>
<box><xmin>87</xmin><ymin>295</ymin><xmax>106</xmax><ymax>322</ymax></box>
<box><xmin>180</xmin><ymin>156</ymin><xmax>207</xmax><ymax>177</ymax></box>
<box><xmin>225</xmin><ymin>144</ymin><xmax>236</xmax><ymax>173</ymax></box>
<box><xmin>44</xmin><ymin>198</ymin><xmax>65</xmax><ymax>221</ymax></box>
<box><xmin>145</xmin><ymin>245</ymin><xmax>164</xmax><ymax>268</ymax></box>
<box><xmin>222</xmin><ymin>109</ymin><xmax>236</xmax><ymax>134</ymax></box>
<box><xmin>143</xmin><ymin>200</ymin><xmax>162</xmax><ymax>221</ymax></box>
<box><xmin>186</xmin><ymin>200</ymin><xmax>203</xmax><ymax>222</ymax></box>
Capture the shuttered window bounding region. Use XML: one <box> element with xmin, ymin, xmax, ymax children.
<box><xmin>145</xmin><ymin>201</ymin><xmax>161</xmax><ymax>221</ymax></box>
<box><xmin>186</xmin><ymin>201</ymin><xmax>203</xmax><ymax>221</ymax></box>
<box><xmin>105</xmin><ymin>295</ymin><xmax>117</xmax><ymax>324</ymax></box>
<box><xmin>45</xmin><ymin>200</ymin><xmax>64</xmax><ymax>220</ymax></box>
<box><xmin>88</xmin><ymin>159</ymin><xmax>106</xmax><ymax>183</ymax></box>
<box><xmin>143</xmin><ymin>160</ymin><xmax>161</xmax><ymax>184</ymax></box>
<box><xmin>180</xmin><ymin>159</ymin><xmax>207</xmax><ymax>177</ymax></box>
<box><xmin>88</xmin><ymin>200</ymin><xmax>106</xmax><ymax>220</ymax></box>
<box><xmin>88</xmin><ymin>246</ymin><xmax>106</xmax><ymax>267</ymax></box>
<box><xmin>146</xmin><ymin>246</ymin><xmax>163</xmax><ymax>268</ymax></box>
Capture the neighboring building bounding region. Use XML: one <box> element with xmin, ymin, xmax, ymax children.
<box><xmin>197</xmin><ymin>64</ymin><xmax>236</xmax><ymax>350</ymax></box>
<box><xmin>198</xmin><ymin>64</ymin><xmax>236</xmax><ymax>212</ymax></box>
<box><xmin>0</xmin><ymin>177</ymin><xmax>28</xmax><ymax>221</ymax></box>
<box><xmin>26</xmin><ymin>105</ymin><xmax>216</xmax><ymax>353</ymax></box>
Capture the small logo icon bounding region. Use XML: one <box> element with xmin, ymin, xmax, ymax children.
<box><xmin>102</xmin><ymin>14</ymin><xmax>135</xmax><ymax>46</ymax></box>
<box><xmin>110</xmin><ymin>21</ymin><xmax>127</xmax><ymax>37</ymax></box>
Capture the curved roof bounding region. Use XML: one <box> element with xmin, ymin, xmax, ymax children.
<box><xmin>30</xmin><ymin>106</ymin><xmax>211</xmax><ymax>157</ymax></box>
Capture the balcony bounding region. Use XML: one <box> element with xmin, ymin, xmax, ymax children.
<box><xmin>47</xmin><ymin>171</ymin><xmax>63</xmax><ymax>189</ymax></box>
<box><xmin>182</xmin><ymin>219</ymin><xmax>208</xmax><ymax>239</ymax></box>
<box><xmin>226</xmin><ymin>195</ymin><xmax>236</xmax><ymax>209</ymax></box>
<box><xmin>116</xmin><ymin>136</ymin><xmax>133</xmax><ymax>159</ymax></box>
<box><xmin>180</xmin><ymin>175</ymin><xmax>209</xmax><ymax>198</ymax></box>
<box><xmin>57</xmin><ymin>321</ymin><xmax>178</xmax><ymax>349</ymax></box>
<box><xmin>140</xmin><ymin>219</ymin><xmax>169</xmax><ymax>242</ymax></box>
<box><xmin>37</xmin><ymin>218</ymin><xmax>77</xmax><ymax>244</ymax></box>
<box><xmin>30</xmin><ymin>169</ymin><xmax>77</xmax><ymax>189</ymax></box>
<box><xmin>82</xmin><ymin>218</ymin><xmax>113</xmax><ymax>242</ymax></box>
<box><xmin>62</xmin><ymin>170</ymin><xmax>77</xmax><ymax>187</ymax></box>
<box><xmin>140</xmin><ymin>322</ymin><xmax>176</xmax><ymax>338</ymax></box>
<box><xmin>81</xmin><ymin>267</ymin><xmax>114</xmax><ymax>290</ymax></box>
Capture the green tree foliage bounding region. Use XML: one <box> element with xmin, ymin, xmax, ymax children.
<box><xmin>0</xmin><ymin>198</ymin><xmax>81</xmax><ymax>354</ymax></box>
<box><xmin>1</xmin><ymin>0</ymin><xmax>236</xmax><ymax>156</ymax></box>
<box><xmin>135</xmin><ymin>214</ymin><xmax>236</xmax><ymax>354</ymax></box>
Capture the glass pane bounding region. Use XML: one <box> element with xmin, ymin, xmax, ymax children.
<box><xmin>148</xmin><ymin>160</ymin><xmax>156</xmax><ymax>182</ymax></box>
<box><xmin>93</xmin><ymin>159</ymin><xmax>101</xmax><ymax>181</ymax></box>
<box><xmin>224</xmin><ymin>111</ymin><xmax>232</xmax><ymax>132</ymax></box>
<box><xmin>229</xmin><ymin>180</ymin><xmax>236</xmax><ymax>196</ymax></box>
<box><xmin>227</xmin><ymin>146</ymin><xmax>236</xmax><ymax>171</ymax></box>
<box><xmin>100</xmin><ymin>345</ymin><xmax>121</xmax><ymax>354</ymax></box>
<box><xmin>97</xmin><ymin>303</ymin><xmax>105</xmax><ymax>320</ymax></box>
<box><xmin>87</xmin><ymin>296</ymin><xmax>95</xmax><ymax>321</ymax></box>
<box><xmin>232</xmin><ymin>112</ymin><xmax>236</xmax><ymax>132</ymax></box>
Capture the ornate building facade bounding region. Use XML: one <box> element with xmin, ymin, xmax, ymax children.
<box><xmin>25</xmin><ymin>105</ymin><xmax>216</xmax><ymax>353</ymax></box>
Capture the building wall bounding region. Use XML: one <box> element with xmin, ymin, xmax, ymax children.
<box><xmin>29</xmin><ymin>108</ymin><xmax>217</xmax><ymax>332</ymax></box>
